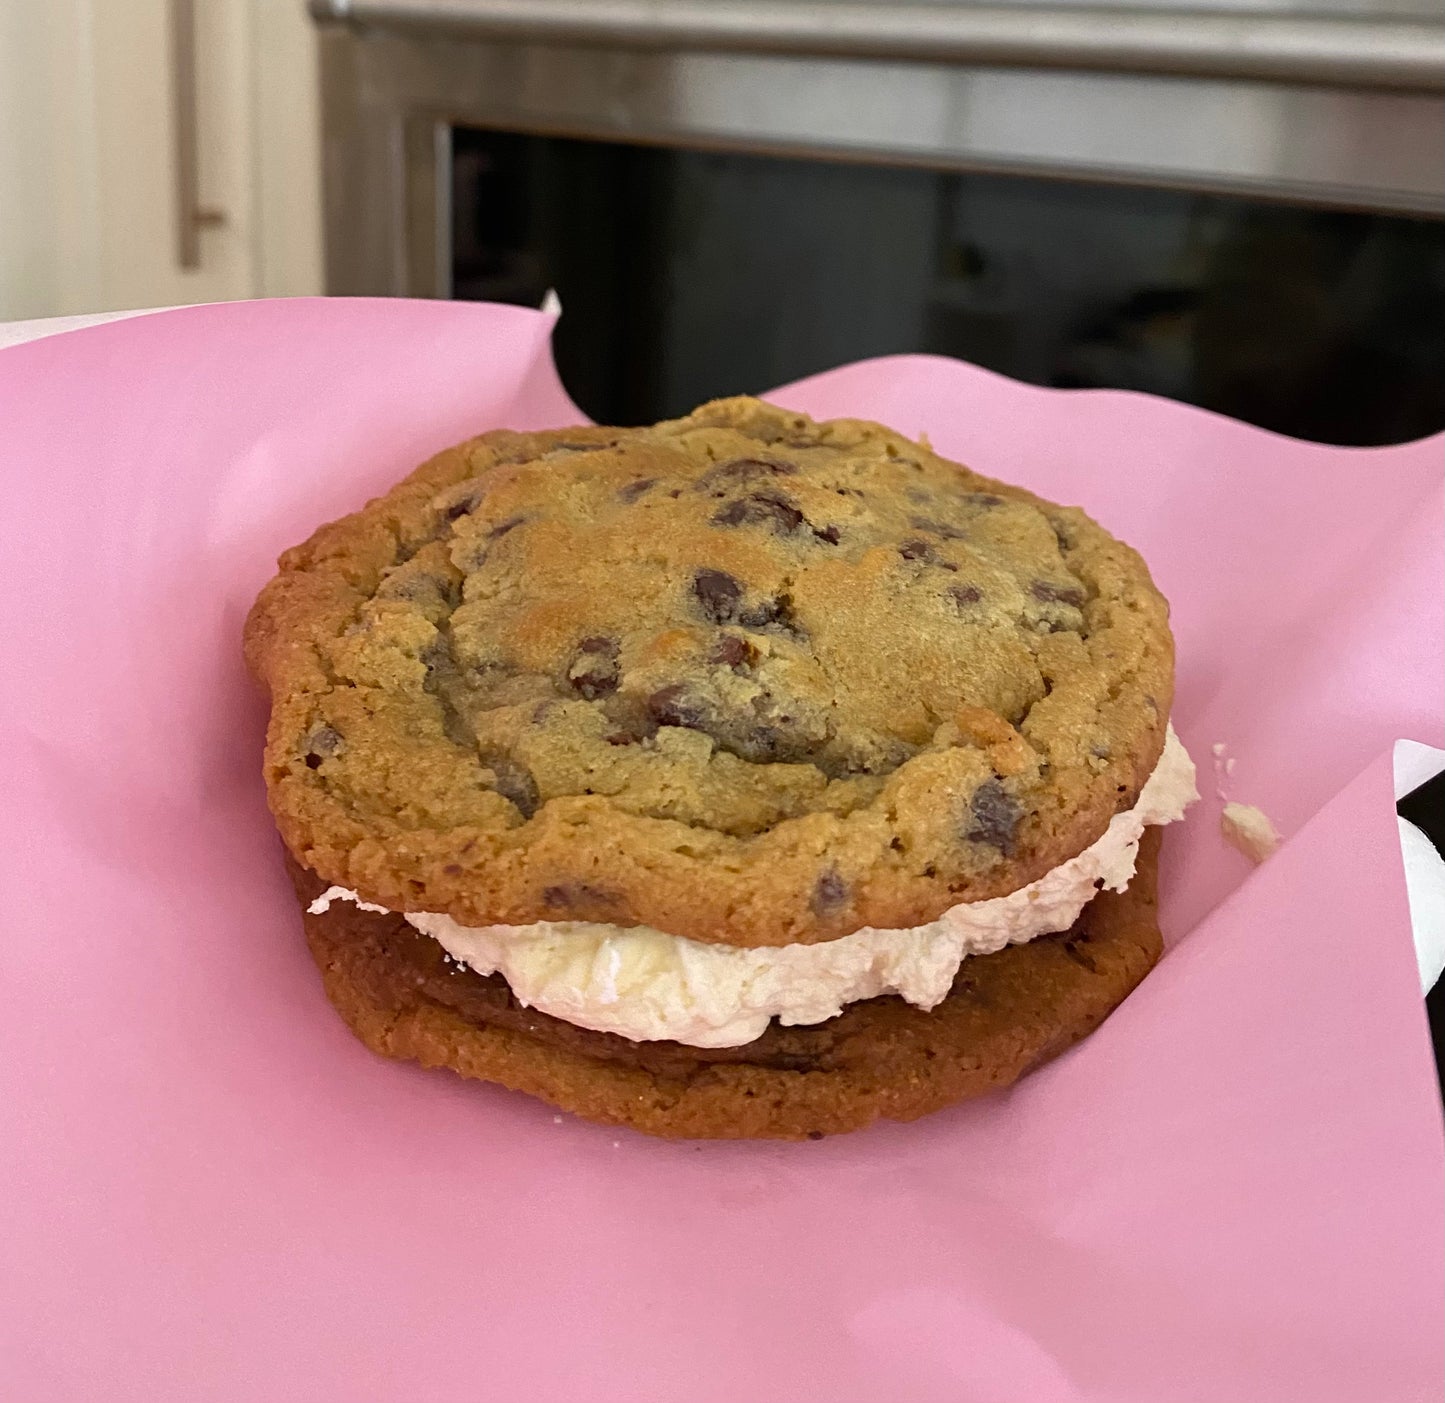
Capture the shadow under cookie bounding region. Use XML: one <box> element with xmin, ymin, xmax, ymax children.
<box><xmin>288</xmin><ymin>829</ymin><xmax>1162</xmax><ymax>1139</ymax></box>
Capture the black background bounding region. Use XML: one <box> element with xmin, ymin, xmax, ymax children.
<box><xmin>451</xmin><ymin>128</ymin><xmax>1445</xmax><ymax>446</ymax></box>
<box><xmin>1399</xmin><ymin>771</ymin><xmax>1445</xmax><ymax>1099</ymax></box>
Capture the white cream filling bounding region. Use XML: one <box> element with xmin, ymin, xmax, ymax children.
<box><xmin>312</xmin><ymin>727</ymin><xmax>1196</xmax><ymax>1048</ymax></box>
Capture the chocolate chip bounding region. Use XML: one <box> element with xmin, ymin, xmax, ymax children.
<box><xmin>712</xmin><ymin>492</ymin><xmax>804</xmax><ymax>535</ymax></box>
<box><xmin>488</xmin><ymin>514</ymin><xmax>527</xmax><ymax>540</ymax></box>
<box><xmin>302</xmin><ymin>725</ymin><xmax>343</xmax><ymax>769</ymax></box>
<box><xmin>457</xmin><ymin>513</ymin><xmax>530</xmax><ymax>571</ymax></box>
<box><xmin>437</xmin><ymin>482</ymin><xmax>486</xmax><ymax>521</ymax></box>
<box><xmin>901</xmin><ymin>538</ymin><xmax>959</xmax><ymax>569</ymax></box>
<box><xmin>909</xmin><ymin>515</ymin><xmax>967</xmax><ymax>540</ymax></box>
<box><xmin>568</xmin><ymin>637</ymin><xmax>620</xmax><ymax>700</ymax></box>
<box><xmin>739</xmin><ymin>595</ymin><xmax>789</xmax><ymax>630</ymax></box>
<box><xmin>949</xmin><ymin>584</ymin><xmax>983</xmax><ymax>607</ymax></box>
<box><xmin>693</xmin><ymin>573</ymin><xmax>798</xmax><ymax>636</ymax></box>
<box><xmin>1090</xmin><ymin>743</ymin><xmax>1112</xmax><ymax>760</ymax></box>
<box><xmin>813</xmin><ymin>524</ymin><xmax>841</xmax><ymax>544</ymax></box>
<box><xmin>692</xmin><ymin>568</ymin><xmax>744</xmax><ymax>623</ymax></box>
<box><xmin>965</xmin><ymin>779</ymin><xmax>1021</xmax><ymax>855</ymax></box>
<box><xmin>646</xmin><ymin>685</ymin><xmax>706</xmax><ymax>731</ymax></box>
<box><xmin>1031</xmin><ymin>580</ymin><xmax>1086</xmax><ymax>607</ymax></box>
<box><xmin>811</xmin><ymin>868</ymin><xmax>848</xmax><ymax>915</ymax></box>
<box><xmin>542</xmin><ymin>882</ymin><xmax>620</xmax><ymax>910</ymax></box>
<box><xmin>598</xmin><ymin>694</ymin><xmax>661</xmax><ymax>744</ymax></box>
<box><xmin>709</xmin><ymin>634</ymin><xmax>751</xmax><ymax>668</ymax></box>
<box><xmin>488</xmin><ymin>757</ymin><xmax>539</xmax><ymax>819</ymax></box>
<box><xmin>617</xmin><ymin>477</ymin><xmax>658</xmax><ymax>503</ymax></box>
<box><xmin>1047</xmin><ymin>515</ymin><xmax>1075</xmax><ymax>551</ymax></box>
<box><xmin>701</xmin><ymin>457</ymin><xmax>798</xmax><ymax>486</ymax></box>
<box><xmin>645</xmin><ymin>679</ymin><xmax>826</xmax><ymax>765</ymax></box>
<box><xmin>964</xmin><ymin>492</ymin><xmax>1004</xmax><ymax>508</ymax></box>
<box><xmin>806</xmin><ymin>1130</ymin><xmax>825</xmax><ymax>1141</ymax></box>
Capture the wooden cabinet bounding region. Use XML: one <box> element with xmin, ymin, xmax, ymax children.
<box><xmin>0</xmin><ymin>0</ymin><xmax>322</xmax><ymax>320</ymax></box>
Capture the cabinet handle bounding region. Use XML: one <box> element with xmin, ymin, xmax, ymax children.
<box><xmin>170</xmin><ymin>0</ymin><xmax>226</xmax><ymax>269</ymax></box>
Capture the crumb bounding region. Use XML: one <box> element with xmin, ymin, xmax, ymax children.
<box><xmin>612</xmin><ymin>1140</ymin><xmax>621</xmax><ymax>1149</ymax></box>
<box><xmin>1221</xmin><ymin>802</ymin><xmax>1281</xmax><ymax>863</ymax></box>
<box><xmin>1225</xmin><ymin>757</ymin><xmax>1235</xmax><ymax>775</ymax></box>
<box><xmin>1211</xmin><ymin>742</ymin><xmax>1226</xmax><ymax>758</ymax></box>
<box><xmin>552</xmin><ymin>1115</ymin><xmax>563</xmax><ymax>1125</ymax></box>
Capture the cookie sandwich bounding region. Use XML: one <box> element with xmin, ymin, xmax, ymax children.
<box><xmin>244</xmin><ymin>397</ymin><xmax>1196</xmax><ymax>1138</ymax></box>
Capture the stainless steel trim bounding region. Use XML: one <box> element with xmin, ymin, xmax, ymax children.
<box><xmin>308</xmin><ymin>0</ymin><xmax>1445</xmax><ymax>93</ymax></box>
<box><xmin>169</xmin><ymin>0</ymin><xmax>226</xmax><ymax>269</ymax></box>
<box><xmin>433</xmin><ymin>120</ymin><xmax>454</xmax><ymax>300</ymax></box>
<box><xmin>400</xmin><ymin>117</ymin><xmax>453</xmax><ymax>297</ymax></box>
<box><xmin>316</xmin><ymin>22</ymin><xmax>1445</xmax><ymax>297</ymax></box>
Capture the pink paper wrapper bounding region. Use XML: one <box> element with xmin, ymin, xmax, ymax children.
<box><xmin>2</xmin><ymin>298</ymin><xmax>1441</xmax><ymax>1403</ymax></box>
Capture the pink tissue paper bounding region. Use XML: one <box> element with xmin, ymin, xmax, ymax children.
<box><xmin>1</xmin><ymin>298</ymin><xmax>1441</xmax><ymax>1403</ymax></box>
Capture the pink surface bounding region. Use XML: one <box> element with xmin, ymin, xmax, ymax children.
<box><xmin>1</xmin><ymin>298</ymin><xmax>1441</xmax><ymax>1403</ymax></box>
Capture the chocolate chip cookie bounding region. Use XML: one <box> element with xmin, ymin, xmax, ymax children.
<box><xmin>245</xmin><ymin>397</ymin><xmax>1173</xmax><ymax>949</ymax></box>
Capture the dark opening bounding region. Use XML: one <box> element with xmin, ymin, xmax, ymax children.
<box><xmin>451</xmin><ymin>127</ymin><xmax>1445</xmax><ymax>445</ymax></box>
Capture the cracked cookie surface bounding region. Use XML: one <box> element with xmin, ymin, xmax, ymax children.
<box><xmin>245</xmin><ymin>397</ymin><xmax>1173</xmax><ymax>946</ymax></box>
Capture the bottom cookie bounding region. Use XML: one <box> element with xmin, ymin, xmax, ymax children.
<box><xmin>289</xmin><ymin>829</ymin><xmax>1162</xmax><ymax>1139</ymax></box>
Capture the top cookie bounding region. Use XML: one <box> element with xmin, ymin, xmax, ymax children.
<box><xmin>245</xmin><ymin>397</ymin><xmax>1173</xmax><ymax>947</ymax></box>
